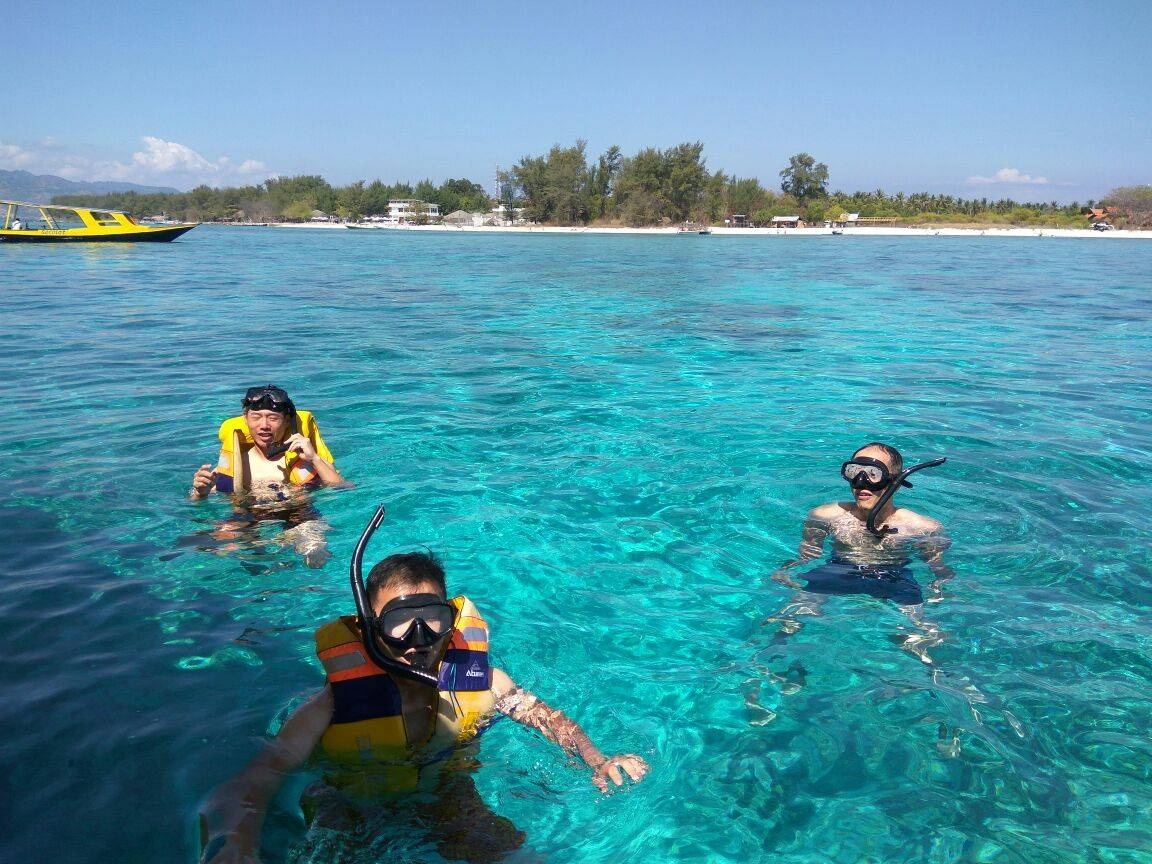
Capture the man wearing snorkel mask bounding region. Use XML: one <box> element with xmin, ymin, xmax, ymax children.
<box><xmin>199</xmin><ymin>546</ymin><xmax>648</xmax><ymax>864</ymax></box>
<box><xmin>189</xmin><ymin>384</ymin><xmax>346</xmax><ymax>500</ymax></box>
<box><xmin>766</xmin><ymin>442</ymin><xmax>953</xmax><ymax>661</ymax></box>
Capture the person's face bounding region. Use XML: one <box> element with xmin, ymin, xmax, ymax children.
<box><xmin>849</xmin><ymin>445</ymin><xmax>895</xmax><ymax>512</ymax></box>
<box><xmin>244</xmin><ymin>409</ymin><xmax>288</xmax><ymax>449</ymax></box>
<box><xmin>370</xmin><ymin>581</ymin><xmax>446</xmax><ymax>666</ymax></box>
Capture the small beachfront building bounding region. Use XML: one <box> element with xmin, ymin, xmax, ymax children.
<box><xmin>490</xmin><ymin>204</ymin><xmax>524</xmax><ymax>225</ymax></box>
<box><xmin>771</xmin><ymin>215</ymin><xmax>804</xmax><ymax>228</ymax></box>
<box><xmin>826</xmin><ymin>212</ymin><xmax>860</xmax><ymax>228</ymax></box>
<box><xmin>388</xmin><ymin>200</ymin><xmax>441</xmax><ymax>222</ymax></box>
<box><xmin>445</xmin><ymin>210</ymin><xmax>497</xmax><ymax>227</ymax></box>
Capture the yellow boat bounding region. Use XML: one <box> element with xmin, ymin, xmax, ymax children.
<box><xmin>0</xmin><ymin>199</ymin><xmax>197</xmax><ymax>243</ymax></box>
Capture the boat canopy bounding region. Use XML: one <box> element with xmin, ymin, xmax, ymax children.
<box><xmin>2</xmin><ymin>199</ymin><xmax>137</xmax><ymax>231</ymax></box>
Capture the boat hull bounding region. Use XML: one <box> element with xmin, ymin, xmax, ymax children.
<box><xmin>0</xmin><ymin>224</ymin><xmax>197</xmax><ymax>243</ymax></box>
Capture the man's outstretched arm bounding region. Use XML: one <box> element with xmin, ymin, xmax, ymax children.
<box><xmin>491</xmin><ymin>668</ymin><xmax>648</xmax><ymax>792</ymax></box>
<box><xmin>199</xmin><ymin>688</ymin><xmax>333</xmax><ymax>863</ymax></box>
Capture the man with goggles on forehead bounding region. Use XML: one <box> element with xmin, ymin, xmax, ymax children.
<box><xmin>764</xmin><ymin>442</ymin><xmax>953</xmax><ymax>665</ymax></box>
<box><xmin>190</xmin><ymin>384</ymin><xmax>346</xmax><ymax>500</ymax></box>
<box><xmin>199</xmin><ymin>539</ymin><xmax>648</xmax><ymax>864</ymax></box>
<box><xmin>189</xmin><ymin>385</ymin><xmax>348</xmax><ymax>568</ymax></box>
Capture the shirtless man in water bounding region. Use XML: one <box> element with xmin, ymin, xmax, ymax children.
<box><xmin>767</xmin><ymin>442</ymin><xmax>952</xmax><ymax>663</ymax></box>
<box><xmin>189</xmin><ymin>385</ymin><xmax>348</xmax><ymax>566</ymax></box>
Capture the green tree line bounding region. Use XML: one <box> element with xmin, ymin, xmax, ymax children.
<box><xmin>504</xmin><ymin>145</ymin><xmax>1105</xmax><ymax>227</ymax></box>
<box><xmin>53</xmin><ymin>175</ymin><xmax>490</xmax><ymax>223</ymax></box>
<box><xmin>53</xmin><ymin>144</ymin><xmax>1147</xmax><ymax>228</ymax></box>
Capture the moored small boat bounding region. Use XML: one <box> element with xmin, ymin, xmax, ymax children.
<box><xmin>0</xmin><ymin>199</ymin><xmax>197</xmax><ymax>243</ymax></box>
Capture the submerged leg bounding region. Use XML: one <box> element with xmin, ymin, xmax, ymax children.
<box><xmin>428</xmin><ymin>771</ymin><xmax>527</xmax><ymax>864</ymax></box>
<box><xmin>897</xmin><ymin>607</ymin><xmax>1019</xmax><ymax>747</ymax></box>
<box><xmin>743</xmin><ymin>590</ymin><xmax>826</xmax><ymax>724</ymax></box>
<box><xmin>763</xmin><ymin>589</ymin><xmax>828</xmax><ymax>641</ymax></box>
<box><xmin>896</xmin><ymin>603</ymin><xmax>944</xmax><ymax>666</ymax></box>
<box><xmin>282</xmin><ymin>518</ymin><xmax>331</xmax><ymax>568</ymax></box>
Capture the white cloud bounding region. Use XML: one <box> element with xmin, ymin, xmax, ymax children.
<box><xmin>966</xmin><ymin>167</ymin><xmax>1049</xmax><ymax>186</ymax></box>
<box><xmin>0</xmin><ymin>136</ymin><xmax>271</xmax><ymax>189</ymax></box>
<box><xmin>0</xmin><ymin>142</ymin><xmax>36</xmax><ymax>168</ymax></box>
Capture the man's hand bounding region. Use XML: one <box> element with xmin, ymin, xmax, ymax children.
<box><xmin>284</xmin><ymin>434</ymin><xmax>316</xmax><ymax>461</ymax></box>
<box><xmin>201</xmin><ymin>832</ymin><xmax>259</xmax><ymax>864</ymax></box>
<box><xmin>771</xmin><ymin>568</ymin><xmax>801</xmax><ymax>589</ymax></box>
<box><xmin>492</xmin><ymin>669</ymin><xmax>649</xmax><ymax>793</ymax></box>
<box><xmin>191</xmin><ymin>464</ymin><xmax>216</xmax><ymax>499</ymax></box>
<box><xmin>591</xmin><ymin>754</ymin><xmax>649</xmax><ymax>792</ymax></box>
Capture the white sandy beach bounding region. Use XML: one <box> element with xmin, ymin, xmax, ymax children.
<box><xmin>266</xmin><ymin>222</ymin><xmax>1151</xmax><ymax>239</ymax></box>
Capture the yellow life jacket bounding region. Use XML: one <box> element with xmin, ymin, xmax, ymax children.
<box><xmin>315</xmin><ymin>597</ymin><xmax>495</xmax><ymax>792</ymax></box>
<box><xmin>213</xmin><ymin>410</ymin><xmax>334</xmax><ymax>494</ymax></box>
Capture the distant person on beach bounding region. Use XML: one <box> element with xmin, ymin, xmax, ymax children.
<box><xmin>198</xmin><ymin>535</ymin><xmax>648</xmax><ymax>864</ymax></box>
<box><xmin>766</xmin><ymin>442</ymin><xmax>952</xmax><ymax>663</ymax></box>
<box><xmin>189</xmin><ymin>384</ymin><xmax>349</xmax><ymax>566</ymax></box>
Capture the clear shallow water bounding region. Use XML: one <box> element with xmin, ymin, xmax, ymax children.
<box><xmin>1</xmin><ymin>228</ymin><xmax>1150</xmax><ymax>863</ymax></box>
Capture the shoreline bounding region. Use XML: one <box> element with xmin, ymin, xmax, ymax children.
<box><xmin>253</xmin><ymin>222</ymin><xmax>1151</xmax><ymax>239</ymax></box>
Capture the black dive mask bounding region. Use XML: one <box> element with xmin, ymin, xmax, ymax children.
<box><xmin>350</xmin><ymin>505</ymin><xmax>445</xmax><ymax>686</ymax></box>
<box><xmin>374</xmin><ymin>593</ymin><xmax>454</xmax><ymax>676</ymax></box>
<box><xmin>375</xmin><ymin>593</ymin><xmax>455</xmax><ymax>650</ymax></box>
<box><xmin>242</xmin><ymin>384</ymin><xmax>296</xmax><ymax>416</ymax></box>
<box><xmin>841</xmin><ymin>457</ymin><xmax>910</xmax><ymax>492</ymax></box>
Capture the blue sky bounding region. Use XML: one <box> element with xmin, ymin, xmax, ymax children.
<box><xmin>4</xmin><ymin>1</ymin><xmax>1149</xmax><ymax>202</ymax></box>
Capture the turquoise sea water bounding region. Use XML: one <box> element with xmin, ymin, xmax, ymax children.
<box><xmin>1</xmin><ymin>228</ymin><xmax>1150</xmax><ymax>864</ymax></box>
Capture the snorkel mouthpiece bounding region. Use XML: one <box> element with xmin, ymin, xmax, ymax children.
<box><xmin>350</xmin><ymin>505</ymin><xmax>442</xmax><ymax>686</ymax></box>
<box><xmin>865</xmin><ymin>457</ymin><xmax>947</xmax><ymax>538</ymax></box>
<box><xmin>406</xmin><ymin>645</ymin><xmax>439</xmax><ymax>676</ymax></box>
<box><xmin>265</xmin><ymin>440</ymin><xmax>292</xmax><ymax>460</ymax></box>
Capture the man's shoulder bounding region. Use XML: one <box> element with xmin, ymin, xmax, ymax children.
<box><xmin>893</xmin><ymin>509</ymin><xmax>943</xmax><ymax>534</ymax></box>
<box><xmin>808</xmin><ymin>502</ymin><xmax>850</xmax><ymax>521</ymax></box>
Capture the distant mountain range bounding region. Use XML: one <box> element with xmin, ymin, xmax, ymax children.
<box><xmin>0</xmin><ymin>169</ymin><xmax>180</xmax><ymax>203</ymax></box>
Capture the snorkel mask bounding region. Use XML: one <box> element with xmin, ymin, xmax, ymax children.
<box><xmin>242</xmin><ymin>384</ymin><xmax>297</xmax><ymax>417</ymax></box>
<box><xmin>849</xmin><ymin>456</ymin><xmax>947</xmax><ymax>537</ymax></box>
<box><xmin>350</xmin><ymin>505</ymin><xmax>454</xmax><ymax>685</ymax></box>
<box><xmin>841</xmin><ymin>457</ymin><xmax>911</xmax><ymax>492</ymax></box>
<box><xmin>374</xmin><ymin>592</ymin><xmax>455</xmax><ymax>675</ymax></box>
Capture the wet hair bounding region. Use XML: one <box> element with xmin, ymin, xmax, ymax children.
<box><xmin>367</xmin><ymin>551</ymin><xmax>447</xmax><ymax>602</ymax></box>
<box><xmin>852</xmin><ymin>442</ymin><xmax>903</xmax><ymax>474</ymax></box>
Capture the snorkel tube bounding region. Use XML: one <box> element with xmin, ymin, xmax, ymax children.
<box><xmin>350</xmin><ymin>504</ymin><xmax>441</xmax><ymax>686</ymax></box>
<box><xmin>866</xmin><ymin>458</ymin><xmax>947</xmax><ymax>537</ymax></box>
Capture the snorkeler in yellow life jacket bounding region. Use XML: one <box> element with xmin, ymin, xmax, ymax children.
<box><xmin>214</xmin><ymin>408</ymin><xmax>333</xmax><ymax>493</ymax></box>
<box><xmin>189</xmin><ymin>384</ymin><xmax>346</xmax><ymax>499</ymax></box>
<box><xmin>317</xmin><ymin>595</ymin><xmax>494</xmax><ymax>759</ymax></box>
<box><xmin>314</xmin><ymin>594</ymin><xmax>495</xmax><ymax>794</ymax></box>
<box><xmin>197</xmin><ymin>506</ymin><xmax>649</xmax><ymax>864</ymax></box>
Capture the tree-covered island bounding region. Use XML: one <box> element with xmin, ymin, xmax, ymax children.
<box><xmin>52</xmin><ymin>143</ymin><xmax>1151</xmax><ymax>229</ymax></box>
